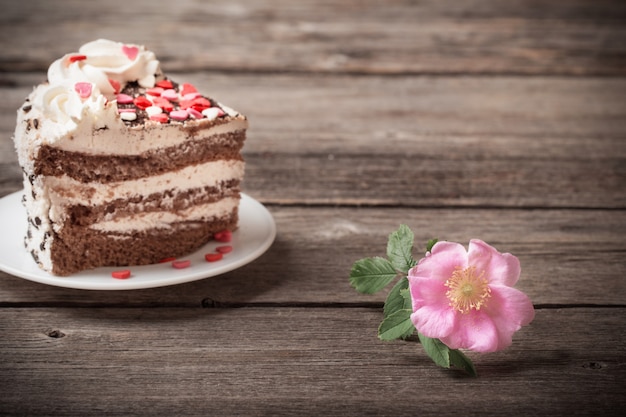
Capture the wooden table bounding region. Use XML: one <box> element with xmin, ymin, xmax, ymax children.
<box><xmin>1</xmin><ymin>1</ymin><xmax>625</xmax><ymax>415</ymax></box>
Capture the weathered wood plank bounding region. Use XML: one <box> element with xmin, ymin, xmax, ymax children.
<box><xmin>1</xmin><ymin>74</ymin><xmax>625</xmax><ymax>207</ymax></box>
<box><xmin>1</xmin><ymin>206</ymin><xmax>624</xmax><ymax>306</ymax></box>
<box><xmin>1</xmin><ymin>0</ymin><xmax>625</xmax><ymax>75</ymax></box>
<box><xmin>0</xmin><ymin>307</ymin><xmax>624</xmax><ymax>416</ymax></box>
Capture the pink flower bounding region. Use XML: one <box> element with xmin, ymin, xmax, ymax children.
<box><xmin>408</xmin><ymin>239</ymin><xmax>534</xmax><ymax>353</ymax></box>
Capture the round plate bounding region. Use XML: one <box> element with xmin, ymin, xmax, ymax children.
<box><xmin>0</xmin><ymin>191</ymin><xmax>276</xmax><ymax>290</ymax></box>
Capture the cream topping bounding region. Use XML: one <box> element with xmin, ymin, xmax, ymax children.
<box><xmin>33</xmin><ymin>81</ymin><xmax>117</xmax><ymax>133</ymax></box>
<box><xmin>48</xmin><ymin>39</ymin><xmax>161</xmax><ymax>99</ymax></box>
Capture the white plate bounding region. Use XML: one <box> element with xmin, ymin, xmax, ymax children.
<box><xmin>0</xmin><ymin>191</ymin><xmax>276</xmax><ymax>290</ymax></box>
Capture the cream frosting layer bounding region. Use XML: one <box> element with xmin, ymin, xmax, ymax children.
<box><xmin>89</xmin><ymin>197</ymin><xmax>238</xmax><ymax>233</ymax></box>
<box><xmin>45</xmin><ymin>159</ymin><xmax>244</xmax><ymax>208</ymax></box>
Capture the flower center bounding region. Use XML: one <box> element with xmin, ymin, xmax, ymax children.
<box><xmin>444</xmin><ymin>266</ymin><xmax>491</xmax><ymax>314</ymax></box>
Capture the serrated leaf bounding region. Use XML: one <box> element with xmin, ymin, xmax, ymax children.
<box><xmin>378</xmin><ymin>309</ymin><xmax>415</xmax><ymax>341</ymax></box>
<box><xmin>425</xmin><ymin>238</ymin><xmax>439</xmax><ymax>253</ymax></box>
<box><xmin>349</xmin><ymin>257</ymin><xmax>398</xmax><ymax>294</ymax></box>
<box><xmin>386</xmin><ymin>225</ymin><xmax>417</xmax><ymax>274</ymax></box>
<box><xmin>383</xmin><ymin>276</ymin><xmax>409</xmax><ymax>317</ymax></box>
<box><xmin>417</xmin><ymin>332</ymin><xmax>450</xmax><ymax>368</ymax></box>
<box><xmin>449</xmin><ymin>349</ymin><xmax>477</xmax><ymax>377</ymax></box>
<box><xmin>400</xmin><ymin>288</ymin><xmax>412</xmax><ymax>310</ymax></box>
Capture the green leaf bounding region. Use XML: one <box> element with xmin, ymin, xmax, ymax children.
<box><xmin>386</xmin><ymin>225</ymin><xmax>417</xmax><ymax>273</ymax></box>
<box><xmin>349</xmin><ymin>257</ymin><xmax>398</xmax><ymax>294</ymax></box>
<box><xmin>378</xmin><ymin>309</ymin><xmax>415</xmax><ymax>341</ymax></box>
<box><xmin>400</xmin><ymin>288</ymin><xmax>412</xmax><ymax>310</ymax></box>
<box><xmin>449</xmin><ymin>349</ymin><xmax>477</xmax><ymax>377</ymax></box>
<box><xmin>417</xmin><ymin>332</ymin><xmax>450</xmax><ymax>368</ymax></box>
<box><xmin>383</xmin><ymin>276</ymin><xmax>409</xmax><ymax>317</ymax></box>
<box><xmin>425</xmin><ymin>238</ymin><xmax>439</xmax><ymax>252</ymax></box>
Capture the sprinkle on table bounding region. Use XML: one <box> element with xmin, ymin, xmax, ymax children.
<box><xmin>172</xmin><ymin>260</ymin><xmax>191</xmax><ymax>269</ymax></box>
<box><xmin>205</xmin><ymin>253</ymin><xmax>223</xmax><ymax>262</ymax></box>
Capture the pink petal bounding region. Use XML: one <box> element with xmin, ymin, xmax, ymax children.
<box><xmin>410</xmin><ymin>241</ymin><xmax>468</xmax><ymax>282</ymax></box>
<box><xmin>468</xmin><ymin>239</ymin><xmax>520</xmax><ymax>286</ymax></box>
<box><xmin>440</xmin><ymin>310</ymin><xmax>500</xmax><ymax>352</ymax></box>
<box><xmin>408</xmin><ymin>276</ymin><xmax>456</xmax><ymax>338</ymax></box>
<box><xmin>483</xmin><ymin>285</ymin><xmax>535</xmax><ymax>351</ymax></box>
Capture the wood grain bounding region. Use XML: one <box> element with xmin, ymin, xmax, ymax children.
<box><xmin>0</xmin><ymin>307</ymin><xmax>624</xmax><ymax>416</ymax></box>
<box><xmin>0</xmin><ymin>0</ymin><xmax>624</xmax><ymax>414</ymax></box>
<box><xmin>1</xmin><ymin>206</ymin><xmax>624</xmax><ymax>306</ymax></box>
<box><xmin>1</xmin><ymin>0</ymin><xmax>625</xmax><ymax>75</ymax></box>
<box><xmin>2</xmin><ymin>74</ymin><xmax>625</xmax><ymax>207</ymax></box>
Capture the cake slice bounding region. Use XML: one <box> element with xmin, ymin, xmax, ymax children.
<box><xmin>13</xmin><ymin>39</ymin><xmax>247</xmax><ymax>276</ymax></box>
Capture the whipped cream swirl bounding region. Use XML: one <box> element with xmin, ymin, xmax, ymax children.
<box><xmin>48</xmin><ymin>39</ymin><xmax>162</xmax><ymax>99</ymax></box>
<box><xmin>35</xmin><ymin>81</ymin><xmax>115</xmax><ymax>132</ymax></box>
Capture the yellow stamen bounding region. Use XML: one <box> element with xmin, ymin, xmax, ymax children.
<box><xmin>445</xmin><ymin>266</ymin><xmax>491</xmax><ymax>314</ymax></box>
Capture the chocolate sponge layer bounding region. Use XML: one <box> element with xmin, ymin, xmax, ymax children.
<box><xmin>48</xmin><ymin>208</ymin><xmax>238</xmax><ymax>276</ymax></box>
<box><xmin>35</xmin><ymin>130</ymin><xmax>245</xmax><ymax>183</ymax></box>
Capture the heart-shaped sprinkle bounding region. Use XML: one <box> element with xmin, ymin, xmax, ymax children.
<box><xmin>146</xmin><ymin>87</ymin><xmax>164</xmax><ymax>97</ymax></box>
<box><xmin>68</xmin><ymin>54</ymin><xmax>87</xmax><ymax>64</ymax></box>
<box><xmin>133</xmin><ymin>96</ymin><xmax>152</xmax><ymax>110</ymax></box>
<box><xmin>156</xmin><ymin>79</ymin><xmax>174</xmax><ymax>89</ymax></box>
<box><xmin>170</xmin><ymin>109</ymin><xmax>189</xmax><ymax>121</ymax></box>
<box><xmin>187</xmin><ymin>107</ymin><xmax>203</xmax><ymax>119</ymax></box>
<box><xmin>122</xmin><ymin>45</ymin><xmax>139</xmax><ymax>61</ymax></box>
<box><xmin>152</xmin><ymin>97</ymin><xmax>174</xmax><ymax>112</ymax></box>
<box><xmin>74</xmin><ymin>82</ymin><xmax>92</xmax><ymax>99</ymax></box>
<box><xmin>180</xmin><ymin>83</ymin><xmax>197</xmax><ymax>96</ymax></box>
<box><xmin>150</xmin><ymin>113</ymin><xmax>169</xmax><ymax>123</ymax></box>
<box><xmin>161</xmin><ymin>89</ymin><xmax>178</xmax><ymax>101</ymax></box>
<box><xmin>109</xmin><ymin>79</ymin><xmax>121</xmax><ymax>94</ymax></box>
<box><xmin>116</xmin><ymin>93</ymin><xmax>134</xmax><ymax>104</ymax></box>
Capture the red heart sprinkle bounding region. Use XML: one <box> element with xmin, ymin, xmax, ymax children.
<box><xmin>133</xmin><ymin>96</ymin><xmax>152</xmax><ymax>110</ymax></box>
<box><xmin>150</xmin><ymin>113</ymin><xmax>169</xmax><ymax>123</ymax></box>
<box><xmin>146</xmin><ymin>87</ymin><xmax>164</xmax><ymax>97</ymax></box>
<box><xmin>172</xmin><ymin>260</ymin><xmax>191</xmax><ymax>269</ymax></box>
<box><xmin>180</xmin><ymin>83</ymin><xmax>197</xmax><ymax>96</ymax></box>
<box><xmin>74</xmin><ymin>82</ymin><xmax>92</xmax><ymax>99</ymax></box>
<box><xmin>152</xmin><ymin>97</ymin><xmax>174</xmax><ymax>112</ymax></box>
<box><xmin>159</xmin><ymin>257</ymin><xmax>177</xmax><ymax>263</ymax></box>
<box><xmin>214</xmin><ymin>230</ymin><xmax>232</xmax><ymax>242</ymax></box>
<box><xmin>68</xmin><ymin>54</ymin><xmax>87</xmax><ymax>63</ymax></box>
<box><xmin>111</xmin><ymin>270</ymin><xmax>131</xmax><ymax>279</ymax></box>
<box><xmin>109</xmin><ymin>79</ymin><xmax>121</xmax><ymax>94</ymax></box>
<box><xmin>122</xmin><ymin>45</ymin><xmax>139</xmax><ymax>61</ymax></box>
<box><xmin>216</xmin><ymin>245</ymin><xmax>233</xmax><ymax>254</ymax></box>
<box><xmin>156</xmin><ymin>79</ymin><xmax>174</xmax><ymax>89</ymax></box>
<box><xmin>205</xmin><ymin>253</ymin><xmax>223</xmax><ymax>262</ymax></box>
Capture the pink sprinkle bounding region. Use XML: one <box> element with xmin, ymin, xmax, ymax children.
<box><xmin>216</xmin><ymin>245</ymin><xmax>233</xmax><ymax>254</ymax></box>
<box><xmin>187</xmin><ymin>107</ymin><xmax>203</xmax><ymax>119</ymax></box>
<box><xmin>183</xmin><ymin>92</ymin><xmax>202</xmax><ymax>100</ymax></box>
<box><xmin>74</xmin><ymin>82</ymin><xmax>92</xmax><ymax>99</ymax></box>
<box><xmin>150</xmin><ymin>113</ymin><xmax>169</xmax><ymax>123</ymax></box>
<box><xmin>146</xmin><ymin>87</ymin><xmax>164</xmax><ymax>97</ymax></box>
<box><xmin>152</xmin><ymin>97</ymin><xmax>174</xmax><ymax>112</ymax></box>
<box><xmin>172</xmin><ymin>260</ymin><xmax>191</xmax><ymax>269</ymax></box>
<box><xmin>170</xmin><ymin>110</ymin><xmax>189</xmax><ymax>121</ymax></box>
<box><xmin>116</xmin><ymin>93</ymin><xmax>134</xmax><ymax>104</ymax></box>
<box><xmin>122</xmin><ymin>45</ymin><xmax>139</xmax><ymax>61</ymax></box>
<box><xmin>118</xmin><ymin>108</ymin><xmax>136</xmax><ymax>113</ymax></box>
<box><xmin>162</xmin><ymin>89</ymin><xmax>178</xmax><ymax>101</ymax></box>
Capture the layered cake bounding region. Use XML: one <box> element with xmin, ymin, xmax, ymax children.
<box><xmin>13</xmin><ymin>39</ymin><xmax>247</xmax><ymax>276</ymax></box>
